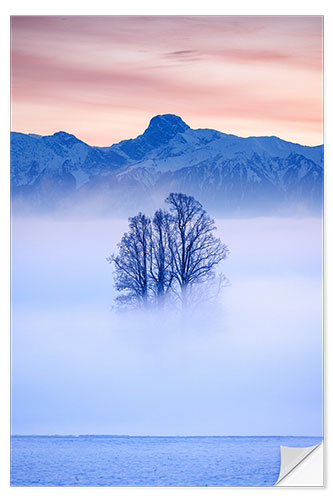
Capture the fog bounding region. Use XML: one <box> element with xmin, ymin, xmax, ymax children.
<box><xmin>11</xmin><ymin>215</ymin><xmax>323</xmax><ymax>436</ymax></box>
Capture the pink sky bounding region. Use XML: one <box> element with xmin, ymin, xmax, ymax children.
<box><xmin>11</xmin><ymin>16</ymin><xmax>323</xmax><ymax>146</ymax></box>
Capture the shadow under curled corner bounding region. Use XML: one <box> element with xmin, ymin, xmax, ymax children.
<box><xmin>275</xmin><ymin>441</ymin><xmax>323</xmax><ymax>486</ymax></box>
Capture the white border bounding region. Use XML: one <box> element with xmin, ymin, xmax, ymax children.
<box><xmin>1</xmin><ymin>1</ymin><xmax>331</xmax><ymax>498</ymax></box>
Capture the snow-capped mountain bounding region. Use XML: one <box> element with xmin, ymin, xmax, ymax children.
<box><xmin>11</xmin><ymin>114</ymin><xmax>323</xmax><ymax>216</ymax></box>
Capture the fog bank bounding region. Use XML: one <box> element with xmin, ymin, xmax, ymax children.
<box><xmin>11</xmin><ymin>216</ymin><xmax>322</xmax><ymax>436</ymax></box>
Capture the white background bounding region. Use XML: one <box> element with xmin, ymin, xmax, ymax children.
<box><xmin>1</xmin><ymin>0</ymin><xmax>331</xmax><ymax>497</ymax></box>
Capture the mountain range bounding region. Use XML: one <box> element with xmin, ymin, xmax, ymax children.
<box><xmin>11</xmin><ymin>114</ymin><xmax>323</xmax><ymax>217</ymax></box>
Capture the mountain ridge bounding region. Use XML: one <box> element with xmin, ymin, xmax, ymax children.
<box><xmin>11</xmin><ymin>114</ymin><xmax>323</xmax><ymax>216</ymax></box>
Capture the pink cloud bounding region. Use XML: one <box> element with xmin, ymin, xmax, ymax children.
<box><xmin>11</xmin><ymin>16</ymin><xmax>323</xmax><ymax>146</ymax></box>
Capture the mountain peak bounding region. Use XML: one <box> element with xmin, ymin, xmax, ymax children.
<box><xmin>51</xmin><ymin>131</ymin><xmax>79</xmax><ymax>140</ymax></box>
<box><xmin>143</xmin><ymin>114</ymin><xmax>190</xmax><ymax>147</ymax></box>
<box><xmin>147</xmin><ymin>114</ymin><xmax>189</xmax><ymax>131</ymax></box>
<box><xmin>43</xmin><ymin>131</ymin><xmax>83</xmax><ymax>149</ymax></box>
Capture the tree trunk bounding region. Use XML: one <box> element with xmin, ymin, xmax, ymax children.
<box><xmin>181</xmin><ymin>284</ymin><xmax>188</xmax><ymax>310</ymax></box>
<box><xmin>157</xmin><ymin>291</ymin><xmax>165</xmax><ymax>310</ymax></box>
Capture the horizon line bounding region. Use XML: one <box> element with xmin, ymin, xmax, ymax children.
<box><xmin>11</xmin><ymin>434</ymin><xmax>324</xmax><ymax>438</ymax></box>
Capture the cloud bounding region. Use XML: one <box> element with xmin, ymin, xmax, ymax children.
<box><xmin>10</xmin><ymin>16</ymin><xmax>323</xmax><ymax>146</ymax></box>
<box><xmin>163</xmin><ymin>50</ymin><xmax>202</xmax><ymax>62</ymax></box>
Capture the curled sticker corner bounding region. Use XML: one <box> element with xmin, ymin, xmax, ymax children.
<box><xmin>275</xmin><ymin>442</ymin><xmax>323</xmax><ymax>486</ymax></box>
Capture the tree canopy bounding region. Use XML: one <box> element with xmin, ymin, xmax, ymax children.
<box><xmin>108</xmin><ymin>193</ymin><xmax>229</xmax><ymax>310</ymax></box>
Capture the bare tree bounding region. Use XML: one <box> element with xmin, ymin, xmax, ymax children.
<box><xmin>109</xmin><ymin>193</ymin><xmax>229</xmax><ymax>311</ymax></box>
<box><xmin>107</xmin><ymin>213</ymin><xmax>152</xmax><ymax>309</ymax></box>
<box><xmin>149</xmin><ymin>209</ymin><xmax>174</xmax><ymax>308</ymax></box>
<box><xmin>165</xmin><ymin>193</ymin><xmax>229</xmax><ymax>308</ymax></box>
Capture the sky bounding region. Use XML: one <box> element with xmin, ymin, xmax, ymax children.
<box><xmin>11</xmin><ymin>15</ymin><xmax>323</xmax><ymax>146</ymax></box>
